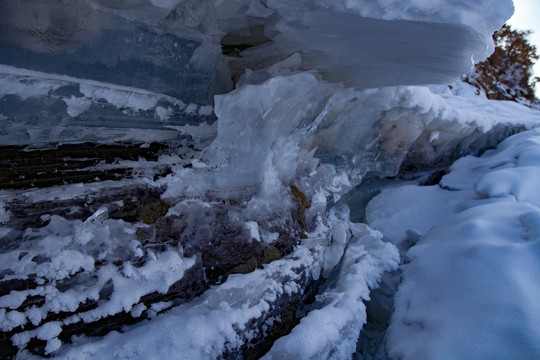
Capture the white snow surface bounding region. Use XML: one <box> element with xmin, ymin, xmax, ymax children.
<box><xmin>367</xmin><ymin>128</ymin><xmax>540</xmax><ymax>359</ymax></box>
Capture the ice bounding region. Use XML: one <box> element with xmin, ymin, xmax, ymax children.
<box><xmin>203</xmin><ymin>74</ymin><xmax>540</xmax><ymax>212</ymax></box>
<box><xmin>219</xmin><ymin>0</ymin><xmax>515</xmax><ymax>90</ymax></box>
<box><xmin>198</xmin><ymin>105</ymin><xmax>214</xmax><ymax>116</ymax></box>
<box><xmin>78</xmin><ymin>83</ymin><xmax>161</xmax><ymax>111</ymax></box>
<box><xmin>313</xmin><ymin>0</ymin><xmax>513</xmax><ymax>37</ymax></box>
<box><xmin>63</xmin><ymin>96</ymin><xmax>93</xmax><ymax>117</ymax></box>
<box><xmin>0</xmin><ymin>70</ymin><xmax>65</xmax><ymax>100</ymax></box>
<box><xmin>208</xmin><ymin>73</ymin><xmax>326</xmax><ymax>192</ymax></box>
<box><xmin>0</xmin><ymin>65</ymin><xmax>214</xmax><ymax>145</ymax></box>
<box><xmin>74</xmin><ymin>207</ymin><xmax>109</xmax><ymax>246</ymax></box>
<box><xmin>0</xmin><ymin>202</ymin><xmax>10</xmax><ymax>224</ymax></box>
<box><xmin>241</xmin><ymin>7</ymin><xmax>484</xmax><ymax>89</ymax></box>
<box><xmin>245</xmin><ymin>221</ymin><xmax>261</xmax><ymax>242</ymax></box>
<box><xmin>0</xmin><ymin>1</ymin><xmax>219</xmax><ymax>102</ymax></box>
<box><xmin>3</xmin><ymin>0</ymin><xmax>540</xmax><ymax>358</ymax></box>
<box><xmin>0</xmin><ymin>0</ymin><xmax>517</xmax><ymax>148</ymax></box>
<box><xmin>321</xmin><ymin>222</ymin><xmax>348</xmax><ymax>277</ymax></box>
<box><xmin>155</xmin><ymin>106</ymin><xmax>174</xmax><ymax>121</ymax></box>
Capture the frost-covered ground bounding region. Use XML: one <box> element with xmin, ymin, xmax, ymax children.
<box><xmin>2</xmin><ymin>0</ymin><xmax>540</xmax><ymax>359</ymax></box>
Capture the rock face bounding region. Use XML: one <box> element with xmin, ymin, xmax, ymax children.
<box><xmin>2</xmin><ymin>0</ymin><xmax>539</xmax><ymax>358</ymax></box>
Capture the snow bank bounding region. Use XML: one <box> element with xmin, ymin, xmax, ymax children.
<box><xmin>367</xmin><ymin>128</ymin><xmax>540</xmax><ymax>359</ymax></box>
<box><xmin>388</xmin><ymin>201</ymin><xmax>540</xmax><ymax>360</ymax></box>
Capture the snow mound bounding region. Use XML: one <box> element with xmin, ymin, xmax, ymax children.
<box><xmin>388</xmin><ymin>201</ymin><xmax>540</xmax><ymax>360</ymax></box>
<box><xmin>367</xmin><ymin>128</ymin><xmax>540</xmax><ymax>359</ymax></box>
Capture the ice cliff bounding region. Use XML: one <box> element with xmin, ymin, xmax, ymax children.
<box><xmin>1</xmin><ymin>0</ymin><xmax>540</xmax><ymax>358</ymax></box>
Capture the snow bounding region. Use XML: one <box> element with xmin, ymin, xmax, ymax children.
<box><xmin>0</xmin><ymin>309</ymin><xmax>27</xmax><ymax>332</ymax></box>
<box><xmin>245</xmin><ymin>221</ymin><xmax>261</xmax><ymax>242</ymax></box>
<box><xmin>0</xmin><ymin>205</ymin><xmax>194</xmax><ymax>349</ymax></box>
<box><xmin>388</xmin><ymin>200</ymin><xmax>540</xmax><ymax>359</ymax></box>
<box><xmin>57</xmin><ymin>244</ymin><xmax>318</xmax><ymax>359</ymax></box>
<box><xmin>263</xmin><ymin>223</ymin><xmax>399</xmax><ymax>360</ymax></box>
<box><xmin>3</xmin><ymin>74</ymin><xmax>540</xmax><ymax>360</ymax></box>
<box><xmin>3</xmin><ymin>0</ymin><xmax>540</xmax><ymax>358</ymax></box>
<box><xmin>198</xmin><ymin>105</ymin><xmax>214</xmax><ymax>116</ymax></box>
<box><xmin>155</xmin><ymin>106</ymin><xmax>174</xmax><ymax>121</ymax></box>
<box><xmin>52</xmin><ymin>212</ymin><xmax>398</xmax><ymax>360</ymax></box>
<box><xmin>0</xmin><ymin>65</ymin><xmax>180</xmax><ymax>110</ymax></box>
<box><xmin>12</xmin><ymin>321</ymin><xmax>64</xmax><ymax>355</ymax></box>
<box><xmin>367</xmin><ymin>128</ymin><xmax>540</xmax><ymax>359</ymax></box>
<box><xmin>147</xmin><ymin>70</ymin><xmax>539</xmax><ymax>360</ymax></box>
<box><xmin>366</xmin><ymin>184</ymin><xmax>470</xmax><ymax>245</ymax></box>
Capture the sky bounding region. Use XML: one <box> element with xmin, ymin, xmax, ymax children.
<box><xmin>508</xmin><ymin>0</ymin><xmax>540</xmax><ymax>97</ymax></box>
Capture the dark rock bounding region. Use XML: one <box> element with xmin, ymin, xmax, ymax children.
<box><xmin>140</xmin><ymin>200</ymin><xmax>170</xmax><ymax>225</ymax></box>
<box><xmin>0</xmin><ymin>143</ymin><xmax>169</xmax><ymax>190</ymax></box>
<box><xmin>26</xmin><ymin>338</ymin><xmax>48</xmax><ymax>357</ymax></box>
<box><xmin>291</xmin><ymin>185</ymin><xmax>311</xmax><ymax>234</ymax></box>
<box><xmin>0</xmin><ymin>276</ymin><xmax>39</xmax><ymax>297</ymax></box>
<box><xmin>17</xmin><ymin>295</ymin><xmax>46</xmax><ymax>312</ymax></box>
<box><xmin>0</xmin><ymin>334</ymin><xmax>17</xmax><ymax>359</ymax></box>
<box><xmin>231</xmin><ymin>257</ymin><xmax>259</xmax><ymax>274</ymax></box>
<box><xmin>262</xmin><ymin>247</ymin><xmax>281</xmax><ymax>264</ymax></box>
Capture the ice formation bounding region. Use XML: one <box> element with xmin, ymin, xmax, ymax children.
<box><xmin>1</xmin><ymin>0</ymin><xmax>540</xmax><ymax>359</ymax></box>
